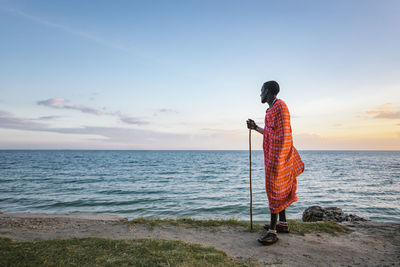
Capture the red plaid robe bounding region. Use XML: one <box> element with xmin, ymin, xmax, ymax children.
<box><xmin>263</xmin><ymin>99</ymin><xmax>304</xmax><ymax>213</ymax></box>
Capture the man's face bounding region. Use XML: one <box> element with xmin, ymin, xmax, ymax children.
<box><xmin>260</xmin><ymin>86</ymin><xmax>272</xmax><ymax>104</ymax></box>
<box><xmin>260</xmin><ymin>86</ymin><xmax>268</xmax><ymax>104</ymax></box>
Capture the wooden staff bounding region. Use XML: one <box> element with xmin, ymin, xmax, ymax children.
<box><xmin>249</xmin><ymin>129</ymin><xmax>253</xmax><ymax>230</ymax></box>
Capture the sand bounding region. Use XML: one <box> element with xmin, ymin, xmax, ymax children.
<box><xmin>1</xmin><ymin>212</ymin><xmax>399</xmax><ymax>266</ymax></box>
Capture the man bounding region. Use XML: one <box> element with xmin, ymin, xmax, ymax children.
<box><xmin>247</xmin><ymin>80</ymin><xmax>304</xmax><ymax>245</ymax></box>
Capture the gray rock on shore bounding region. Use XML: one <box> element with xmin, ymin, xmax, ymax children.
<box><xmin>302</xmin><ymin>206</ymin><xmax>368</xmax><ymax>222</ymax></box>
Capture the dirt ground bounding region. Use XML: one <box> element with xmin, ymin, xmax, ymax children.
<box><xmin>1</xmin><ymin>212</ymin><xmax>399</xmax><ymax>266</ymax></box>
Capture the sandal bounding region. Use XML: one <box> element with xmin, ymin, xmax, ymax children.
<box><xmin>258</xmin><ymin>231</ymin><xmax>279</xmax><ymax>246</ymax></box>
<box><xmin>263</xmin><ymin>223</ymin><xmax>290</xmax><ymax>233</ymax></box>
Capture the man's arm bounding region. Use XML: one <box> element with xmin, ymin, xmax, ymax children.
<box><xmin>247</xmin><ymin>119</ymin><xmax>263</xmax><ymax>135</ymax></box>
<box><xmin>254</xmin><ymin>125</ymin><xmax>263</xmax><ymax>134</ymax></box>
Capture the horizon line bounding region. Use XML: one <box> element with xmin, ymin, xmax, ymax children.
<box><xmin>0</xmin><ymin>149</ymin><xmax>399</xmax><ymax>152</ymax></box>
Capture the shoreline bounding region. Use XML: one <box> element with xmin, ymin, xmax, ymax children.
<box><xmin>1</xmin><ymin>212</ymin><xmax>399</xmax><ymax>266</ymax></box>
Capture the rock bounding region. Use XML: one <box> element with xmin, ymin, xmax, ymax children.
<box><xmin>0</xmin><ymin>210</ymin><xmax>2</xmax><ymax>214</ymax></box>
<box><xmin>302</xmin><ymin>206</ymin><xmax>325</xmax><ymax>222</ymax></box>
<box><xmin>302</xmin><ymin>206</ymin><xmax>368</xmax><ymax>222</ymax></box>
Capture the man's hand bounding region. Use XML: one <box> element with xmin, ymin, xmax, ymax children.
<box><xmin>247</xmin><ymin>119</ymin><xmax>257</xmax><ymax>130</ymax></box>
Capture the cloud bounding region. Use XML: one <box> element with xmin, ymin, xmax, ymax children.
<box><xmin>37</xmin><ymin>98</ymin><xmax>148</xmax><ymax>124</ymax></box>
<box><xmin>0</xmin><ymin>110</ymin><xmax>12</xmax><ymax>117</ymax></box>
<box><xmin>0</xmin><ymin>110</ymin><xmax>150</xmax><ymax>139</ymax></box>
<box><xmin>1</xmin><ymin>6</ymin><xmax>130</xmax><ymax>53</ymax></box>
<box><xmin>375</xmin><ymin>112</ymin><xmax>400</xmax><ymax>119</ymax></box>
<box><xmin>0</xmin><ymin>5</ymin><xmax>163</xmax><ymax>65</ymax></box>
<box><xmin>37</xmin><ymin>98</ymin><xmax>67</xmax><ymax>108</ymax></box>
<box><xmin>366</xmin><ymin>102</ymin><xmax>400</xmax><ymax>119</ymax></box>
<box><xmin>0</xmin><ymin>110</ymin><xmax>152</xmax><ymax>142</ymax></box>
<box><xmin>36</xmin><ymin>115</ymin><xmax>62</xmax><ymax>120</ymax></box>
<box><xmin>38</xmin><ymin>98</ymin><xmax>102</xmax><ymax>115</ymax></box>
<box><xmin>0</xmin><ymin>110</ymin><xmax>49</xmax><ymax>131</ymax></box>
<box><xmin>119</xmin><ymin>115</ymin><xmax>149</xmax><ymax>125</ymax></box>
<box><xmin>63</xmin><ymin>104</ymin><xmax>102</xmax><ymax>115</ymax></box>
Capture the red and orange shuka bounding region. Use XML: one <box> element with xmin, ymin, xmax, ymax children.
<box><xmin>263</xmin><ymin>99</ymin><xmax>304</xmax><ymax>213</ymax></box>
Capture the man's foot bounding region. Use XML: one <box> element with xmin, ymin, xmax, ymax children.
<box><xmin>263</xmin><ymin>222</ymin><xmax>290</xmax><ymax>233</ymax></box>
<box><xmin>257</xmin><ymin>231</ymin><xmax>279</xmax><ymax>246</ymax></box>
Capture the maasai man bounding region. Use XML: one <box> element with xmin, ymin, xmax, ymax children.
<box><xmin>247</xmin><ymin>80</ymin><xmax>304</xmax><ymax>245</ymax></box>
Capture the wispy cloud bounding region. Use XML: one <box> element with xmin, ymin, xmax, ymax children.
<box><xmin>366</xmin><ymin>103</ymin><xmax>400</xmax><ymax>119</ymax></box>
<box><xmin>36</xmin><ymin>115</ymin><xmax>62</xmax><ymax>121</ymax></box>
<box><xmin>37</xmin><ymin>98</ymin><xmax>103</xmax><ymax>115</ymax></box>
<box><xmin>37</xmin><ymin>98</ymin><xmax>102</xmax><ymax>115</ymax></box>
<box><xmin>0</xmin><ymin>109</ymin><xmax>148</xmax><ymax>137</ymax></box>
<box><xmin>0</xmin><ymin>6</ymin><xmax>132</xmax><ymax>53</ymax></box>
<box><xmin>37</xmin><ymin>98</ymin><xmax>67</xmax><ymax>107</ymax></box>
<box><xmin>0</xmin><ymin>5</ymin><xmax>163</xmax><ymax>64</ymax></box>
<box><xmin>119</xmin><ymin>115</ymin><xmax>149</xmax><ymax>125</ymax></box>
<box><xmin>37</xmin><ymin>97</ymin><xmax>148</xmax><ymax>125</ymax></box>
<box><xmin>0</xmin><ymin>110</ymin><xmax>12</xmax><ymax>117</ymax></box>
<box><xmin>0</xmin><ymin>110</ymin><xmax>49</xmax><ymax>131</ymax></box>
<box><xmin>63</xmin><ymin>104</ymin><xmax>102</xmax><ymax>115</ymax></box>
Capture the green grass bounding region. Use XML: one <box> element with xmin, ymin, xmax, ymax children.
<box><xmin>128</xmin><ymin>217</ymin><xmax>263</xmax><ymax>231</ymax></box>
<box><xmin>287</xmin><ymin>219</ymin><xmax>351</xmax><ymax>236</ymax></box>
<box><xmin>129</xmin><ymin>217</ymin><xmax>350</xmax><ymax>236</ymax></box>
<box><xmin>0</xmin><ymin>237</ymin><xmax>258</xmax><ymax>267</ymax></box>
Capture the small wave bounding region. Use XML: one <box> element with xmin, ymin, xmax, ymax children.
<box><xmin>157</xmin><ymin>171</ymin><xmax>179</xmax><ymax>175</ymax></box>
<box><xmin>34</xmin><ymin>199</ymin><xmax>157</xmax><ymax>209</ymax></box>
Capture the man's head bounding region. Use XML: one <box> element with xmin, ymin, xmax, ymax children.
<box><xmin>261</xmin><ymin>80</ymin><xmax>280</xmax><ymax>104</ymax></box>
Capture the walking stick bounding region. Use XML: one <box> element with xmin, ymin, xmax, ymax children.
<box><xmin>249</xmin><ymin>129</ymin><xmax>253</xmax><ymax>230</ymax></box>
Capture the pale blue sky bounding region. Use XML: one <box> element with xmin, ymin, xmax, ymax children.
<box><xmin>0</xmin><ymin>0</ymin><xmax>399</xmax><ymax>149</ymax></box>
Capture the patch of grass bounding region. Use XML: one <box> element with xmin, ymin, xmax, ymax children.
<box><xmin>287</xmin><ymin>219</ymin><xmax>351</xmax><ymax>236</ymax></box>
<box><xmin>128</xmin><ymin>217</ymin><xmax>349</xmax><ymax>236</ymax></box>
<box><xmin>0</xmin><ymin>237</ymin><xmax>258</xmax><ymax>267</ymax></box>
<box><xmin>129</xmin><ymin>217</ymin><xmax>263</xmax><ymax>232</ymax></box>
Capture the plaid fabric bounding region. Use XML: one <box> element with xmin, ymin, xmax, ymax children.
<box><xmin>263</xmin><ymin>99</ymin><xmax>304</xmax><ymax>213</ymax></box>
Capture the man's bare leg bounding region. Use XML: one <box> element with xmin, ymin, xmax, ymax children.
<box><xmin>270</xmin><ymin>212</ymin><xmax>278</xmax><ymax>230</ymax></box>
<box><xmin>279</xmin><ymin>209</ymin><xmax>286</xmax><ymax>222</ymax></box>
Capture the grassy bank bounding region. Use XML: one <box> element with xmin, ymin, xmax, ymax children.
<box><xmin>287</xmin><ymin>220</ymin><xmax>350</xmax><ymax>236</ymax></box>
<box><xmin>129</xmin><ymin>217</ymin><xmax>262</xmax><ymax>231</ymax></box>
<box><xmin>0</xmin><ymin>237</ymin><xmax>257</xmax><ymax>267</ymax></box>
<box><xmin>0</xmin><ymin>218</ymin><xmax>350</xmax><ymax>266</ymax></box>
<box><xmin>128</xmin><ymin>217</ymin><xmax>350</xmax><ymax>235</ymax></box>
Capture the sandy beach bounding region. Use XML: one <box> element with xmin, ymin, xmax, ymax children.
<box><xmin>0</xmin><ymin>212</ymin><xmax>399</xmax><ymax>266</ymax></box>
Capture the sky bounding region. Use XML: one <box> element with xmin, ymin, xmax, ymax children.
<box><xmin>0</xmin><ymin>0</ymin><xmax>399</xmax><ymax>150</ymax></box>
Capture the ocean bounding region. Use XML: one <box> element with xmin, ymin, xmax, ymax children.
<box><xmin>0</xmin><ymin>150</ymin><xmax>399</xmax><ymax>222</ymax></box>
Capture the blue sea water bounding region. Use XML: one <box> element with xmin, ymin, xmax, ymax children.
<box><xmin>0</xmin><ymin>150</ymin><xmax>399</xmax><ymax>222</ymax></box>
